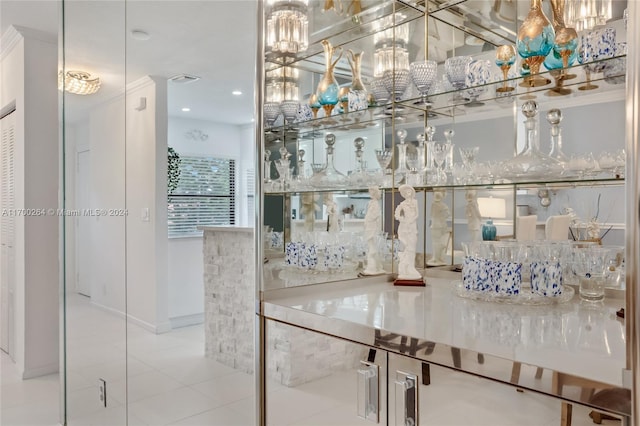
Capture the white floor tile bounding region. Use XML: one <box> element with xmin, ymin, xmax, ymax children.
<box><xmin>110</xmin><ymin>370</ymin><xmax>185</xmax><ymax>404</ymax></box>
<box><xmin>128</xmin><ymin>386</ymin><xmax>223</xmax><ymax>425</ymax></box>
<box><xmin>168</xmin><ymin>405</ymin><xmax>254</xmax><ymax>426</ymax></box>
<box><xmin>190</xmin><ymin>372</ymin><xmax>255</xmax><ymax>404</ymax></box>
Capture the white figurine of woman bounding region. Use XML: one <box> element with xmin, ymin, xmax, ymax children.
<box><xmin>465</xmin><ymin>189</ymin><xmax>481</xmax><ymax>242</ymax></box>
<box><xmin>394</xmin><ymin>184</ymin><xmax>422</xmax><ymax>280</ymax></box>
<box><xmin>428</xmin><ymin>189</ymin><xmax>450</xmax><ymax>266</ymax></box>
<box><xmin>363</xmin><ymin>186</ymin><xmax>385</xmax><ymax>275</ymax></box>
<box><xmin>323</xmin><ymin>193</ymin><xmax>340</xmax><ymax>233</ymax></box>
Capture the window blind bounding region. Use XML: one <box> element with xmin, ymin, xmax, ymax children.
<box><xmin>168</xmin><ymin>155</ymin><xmax>235</xmax><ymax>237</ymax></box>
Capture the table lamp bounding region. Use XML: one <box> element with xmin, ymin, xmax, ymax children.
<box><xmin>478</xmin><ymin>197</ymin><xmax>506</xmax><ymax>241</ymax></box>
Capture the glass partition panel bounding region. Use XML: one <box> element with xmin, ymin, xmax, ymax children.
<box><xmin>62</xmin><ymin>1</ymin><xmax>128</xmax><ymax>424</ymax></box>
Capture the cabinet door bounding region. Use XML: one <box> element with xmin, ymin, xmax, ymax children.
<box><xmin>388</xmin><ymin>352</ymin><xmax>628</xmax><ymax>425</ymax></box>
<box><xmin>265</xmin><ymin>319</ymin><xmax>386</xmax><ymax>425</ymax></box>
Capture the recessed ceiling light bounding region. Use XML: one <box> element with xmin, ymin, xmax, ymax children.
<box><xmin>232</xmin><ymin>90</ymin><xmax>242</xmax><ymax>96</ymax></box>
<box><xmin>131</xmin><ymin>29</ymin><xmax>151</xmax><ymax>41</ymax></box>
<box><xmin>181</xmin><ymin>107</ymin><xmax>191</xmax><ymax>112</ymax></box>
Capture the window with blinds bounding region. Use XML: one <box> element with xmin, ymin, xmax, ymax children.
<box><xmin>168</xmin><ymin>155</ymin><xmax>235</xmax><ymax>237</ymax></box>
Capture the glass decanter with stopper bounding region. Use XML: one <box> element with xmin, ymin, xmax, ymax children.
<box><xmin>505</xmin><ymin>101</ymin><xmax>560</xmax><ymax>179</ymax></box>
<box><xmin>547</xmin><ymin>109</ymin><xmax>568</xmax><ymax>165</ymax></box>
<box><xmin>394</xmin><ymin>129</ymin><xmax>410</xmax><ymax>185</ymax></box>
<box><xmin>310</xmin><ymin>133</ymin><xmax>348</xmax><ymax>188</ymax></box>
<box><xmin>349</xmin><ymin>137</ymin><xmax>368</xmax><ymax>187</ymax></box>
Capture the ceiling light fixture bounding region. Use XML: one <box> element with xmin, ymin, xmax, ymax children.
<box><xmin>565</xmin><ymin>0</ymin><xmax>612</xmax><ymax>32</ymax></box>
<box><xmin>232</xmin><ymin>90</ymin><xmax>243</xmax><ymax>95</ymax></box>
<box><xmin>266</xmin><ymin>0</ymin><xmax>309</xmax><ymax>56</ymax></box>
<box><xmin>373</xmin><ymin>13</ymin><xmax>409</xmax><ymax>77</ymax></box>
<box><xmin>58</xmin><ymin>70</ymin><xmax>101</xmax><ymax>95</ymax></box>
<box><xmin>181</xmin><ymin>107</ymin><xmax>191</xmax><ymax>112</ymax></box>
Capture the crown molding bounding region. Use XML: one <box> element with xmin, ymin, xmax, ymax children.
<box><xmin>1</xmin><ymin>25</ymin><xmax>57</xmax><ymax>61</ymax></box>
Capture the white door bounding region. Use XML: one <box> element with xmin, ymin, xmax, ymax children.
<box><xmin>76</xmin><ymin>150</ymin><xmax>91</xmax><ymax>296</ymax></box>
<box><xmin>1</xmin><ymin>110</ymin><xmax>16</xmax><ymax>358</ymax></box>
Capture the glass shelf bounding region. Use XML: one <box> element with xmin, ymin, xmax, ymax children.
<box><xmin>398</xmin><ymin>55</ymin><xmax>627</xmax><ymax>117</ymax></box>
<box><xmin>265</xmin><ymin>103</ymin><xmax>437</xmax><ymax>135</ymax></box>
<box><xmin>263</xmin><ymin>175</ymin><xmax>624</xmax><ymax>195</ymax></box>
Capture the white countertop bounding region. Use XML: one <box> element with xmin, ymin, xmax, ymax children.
<box><xmin>264</xmin><ymin>276</ymin><xmax>625</xmax><ymax>386</ymax></box>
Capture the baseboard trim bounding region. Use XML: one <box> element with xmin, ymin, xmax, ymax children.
<box><xmin>170</xmin><ymin>313</ymin><xmax>204</xmax><ymax>329</ymax></box>
<box><xmin>22</xmin><ymin>362</ymin><xmax>59</xmax><ymax>379</ymax></box>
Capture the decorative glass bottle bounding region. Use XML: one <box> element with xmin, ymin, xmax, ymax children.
<box><xmin>311</xmin><ymin>133</ymin><xmax>348</xmax><ymax>188</ymax></box>
<box><xmin>517</xmin><ymin>0</ymin><xmax>555</xmax><ymax>85</ymax></box>
<box><xmin>316</xmin><ymin>40</ymin><xmax>343</xmax><ymax>117</ymax></box>
<box><xmin>443</xmin><ymin>129</ymin><xmax>455</xmax><ymax>172</ymax></box>
<box><xmin>394</xmin><ymin>129</ymin><xmax>409</xmax><ymax>184</ymax></box>
<box><xmin>506</xmin><ymin>101</ymin><xmax>560</xmax><ymax>177</ymax></box>
<box><xmin>547</xmin><ymin>109</ymin><xmax>568</xmax><ymax>163</ymax></box>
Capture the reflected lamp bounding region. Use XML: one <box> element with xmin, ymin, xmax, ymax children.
<box><xmin>478</xmin><ymin>197</ymin><xmax>506</xmax><ymax>241</ymax></box>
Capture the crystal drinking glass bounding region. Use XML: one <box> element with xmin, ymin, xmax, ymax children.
<box><xmin>280</xmin><ymin>100</ymin><xmax>299</xmax><ymax>127</ymax></box>
<box><xmin>375</xmin><ymin>149</ymin><xmax>392</xmax><ymax>186</ymax></box>
<box><xmin>264</xmin><ymin>102</ymin><xmax>281</xmax><ymax>129</ymax></box>
<box><xmin>459</xmin><ymin>146</ymin><xmax>479</xmax><ymax>172</ymax></box>
<box><xmin>409</xmin><ymin>60</ymin><xmax>437</xmax><ymax>105</ymax></box>
<box><xmin>369</xmin><ymin>77</ymin><xmax>390</xmax><ymax>106</ymax></box>
<box><xmin>432</xmin><ymin>143</ymin><xmax>448</xmax><ymax>185</ymax></box>
<box><xmin>445</xmin><ymin>56</ymin><xmax>472</xmax><ymax>91</ymax></box>
<box><xmin>382</xmin><ymin>69</ymin><xmax>410</xmax><ymax>102</ymax></box>
<box><xmin>465</xmin><ymin>59</ymin><xmax>492</xmax><ymax>106</ymax></box>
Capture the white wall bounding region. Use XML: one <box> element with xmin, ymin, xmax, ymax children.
<box><xmin>0</xmin><ymin>26</ymin><xmax>59</xmax><ymax>378</ymax></box>
<box><xmin>87</xmin><ymin>76</ymin><xmax>170</xmax><ymax>333</ymax></box>
<box><xmin>125</xmin><ymin>77</ymin><xmax>169</xmax><ymax>332</ymax></box>
<box><xmin>167</xmin><ymin>117</ymin><xmax>254</xmax><ymax>324</ymax></box>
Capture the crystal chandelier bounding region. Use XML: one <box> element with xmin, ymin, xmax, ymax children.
<box><xmin>266</xmin><ymin>0</ymin><xmax>309</xmax><ymax>55</ymax></box>
<box><xmin>564</xmin><ymin>0</ymin><xmax>612</xmax><ymax>32</ymax></box>
<box><xmin>58</xmin><ymin>70</ymin><xmax>101</xmax><ymax>95</ymax></box>
<box><xmin>266</xmin><ymin>66</ymin><xmax>300</xmax><ymax>102</ymax></box>
<box><xmin>372</xmin><ymin>13</ymin><xmax>409</xmax><ymax>77</ymax></box>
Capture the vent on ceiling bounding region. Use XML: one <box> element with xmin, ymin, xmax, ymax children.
<box><xmin>169</xmin><ymin>74</ymin><xmax>201</xmax><ymax>84</ymax></box>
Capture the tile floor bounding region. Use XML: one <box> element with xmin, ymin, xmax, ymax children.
<box><xmin>1</xmin><ymin>293</ymin><xmax>616</xmax><ymax>425</ymax></box>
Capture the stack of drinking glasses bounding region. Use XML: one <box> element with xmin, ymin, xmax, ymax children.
<box><xmin>460</xmin><ymin>240</ymin><xmax>625</xmax><ymax>303</ymax></box>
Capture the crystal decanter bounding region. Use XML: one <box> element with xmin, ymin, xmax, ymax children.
<box><xmin>311</xmin><ymin>133</ymin><xmax>348</xmax><ymax>188</ymax></box>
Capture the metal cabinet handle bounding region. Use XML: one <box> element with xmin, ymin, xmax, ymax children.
<box><xmin>357</xmin><ymin>360</ymin><xmax>379</xmax><ymax>423</ymax></box>
<box><xmin>395</xmin><ymin>371</ymin><xmax>418</xmax><ymax>426</ymax></box>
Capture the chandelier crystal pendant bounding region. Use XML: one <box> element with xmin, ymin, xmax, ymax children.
<box><xmin>58</xmin><ymin>70</ymin><xmax>101</xmax><ymax>95</ymax></box>
<box><xmin>564</xmin><ymin>0</ymin><xmax>612</xmax><ymax>32</ymax></box>
<box><xmin>266</xmin><ymin>0</ymin><xmax>309</xmax><ymax>55</ymax></box>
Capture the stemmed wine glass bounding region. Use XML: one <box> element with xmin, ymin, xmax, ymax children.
<box><xmin>409</xmin><ymin>60</ymin><xmax>437</xmax><ymax>106</ymax></box>
<box><xmin>382</xmin><ymin>69</ymin><xmax>410</xmax><ymax>102</ymax></box>
<box><xmin>280</xmin><ymin>100</ymin><xmax>299</xmax><ymax>128</ymax></box>
<box><xmin>432</xmin><ymin>143</ymin><xmax>448</xmax><ymax>185</ymax></box>
<box><xmin>264</xmin><ymin>102</ymin><xmax>281</xmax><ymax>130</ymax></box>
<box><xmin>308</xmin><ymin>94</ymin><xmax>321</xmax><ymax>120</ymax></box>
<box><xmin>459</xmin><ymin>146</ymin><xmax>479</xmax><ymax>171</ymax></box>
<box><xmin>495</xmin><ymin>45</ymin><xmax>516</xmax><ymax>93</ymax></box>
<box><xmin>445</xmin><ymin>56</ymin><xmax>471</xmax><ymax>102</ymax></box>
<box><xmin>375</xmin><ymin>149</ymin><xmax>392</xmax><ymax>186</ymax></box>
